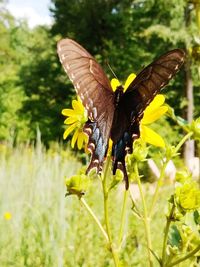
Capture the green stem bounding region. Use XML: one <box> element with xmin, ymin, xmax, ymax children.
<box><xmin>118</xmin><ymin>188</ymin><xmax>128</xmax><ymax>249</ymax></box>
<box><xmin>102</xmin><ymin>155</ymin><xmax>121</xmax><ymax>267</ymax></box>
<box><xmin>134</xmin><ymin>162</ymin><xmax>153</xmax><ymax>267</ymax></box>
<box><xmin>149</xmin><ymin>160</ymin><xmax>168</xmax><ymax>217</ymax></box>
<box><xmin>161</xmin><ymin>203</ymin><xmax>175</xmax><ymax>266</ymax></box>
<box><xmin>174</xmin><ymin>132</ymin><xmax>193</xmax><ymax>154</ymax></box>
<box><xmin>80</xmin><ymin>197</ymin><xmax>109</xmax><ymax>242</ymax></box>
<box><xmin>102</xmin><ymin>155</ymin><xmax>112</xmax><ymax>241</ymax></box>
<box><xmin>149</xmin><ymin>131</ymin><xmax>193</xmax><ymax>217</ymax></box>
<box><xmin>166</xmin><ymin>244</ymin><xmax>200</xmax><ymax>267</ymax></box>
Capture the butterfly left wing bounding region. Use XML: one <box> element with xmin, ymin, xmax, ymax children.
<box><xmin>57</xmin><ymin>38</ymin><xmax>115</xmax><ymax>173</ymax></box>
<box><xmin>111</xmin><ymin>49</ymin><xmax>185</xmax><ymax>188</ymax></box>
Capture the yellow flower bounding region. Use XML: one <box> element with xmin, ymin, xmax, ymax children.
<box><xmin>111</xmin><ymin>73</ymin><xmax>168</xmax><ymax>148</ymax></box>
<box><xmin>4</xmin><ymin>212</ymin><xmax>12</xmax><ymax>220</ymax></box>
<box><xmin>141</xmin><ymin>94</ymin><xmax>168</xmax><ymax>147</ymax></box>
<box><xmin>64</xmin><ymin>73</ymin><xmax>167</xmax><ymax>150</ymax></box>
<box><xmin>111</xmin><ymin>73</ymin><xmax>136</xmax><ymax>92</ymax></box>
<box><xmin>62</xmin><ymin>99</ymin><xmax>88</xmax><ymax>149</ymax></box>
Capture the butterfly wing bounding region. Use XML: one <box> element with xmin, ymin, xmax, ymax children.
<box><xmin>57</xmin><ymin>38</ymin><xmax>115</xmax><ymax>173</ymax></box>
<box><xmin>122</xmin><ymin>49</ymin><xmax>185</xmax><ymax>131</ymax></box>
<box><xmin>111</xmin><ymin>49</ymin><xmax>185</xmax><ymax>188</ymax></box>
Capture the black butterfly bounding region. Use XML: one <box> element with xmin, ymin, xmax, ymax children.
<box><xmin>57</xmin><ymin>38</ymin><xmax>185</xmax><ymax>189</ymax></box>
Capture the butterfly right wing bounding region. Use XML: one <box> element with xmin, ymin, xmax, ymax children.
<box><xmin>111</xmin><ymin>49</ymin><xmax>185</xmax><ymax>188</ymax></box>
<box><xmin>125</xmin><ymin>49</ymin><xmax>185</xmax><ymax>115</ymax></box>
<box><xmin>57</xmin><ymin>38</ymin><xmax>115</xmax><ymax>173</ymax></box>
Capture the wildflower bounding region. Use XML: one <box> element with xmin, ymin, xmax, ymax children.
<box><xmin>62</xmin><ymin>99</ymin><xmax>88</xmax><ymax>149</ymax></box>
<box><xmin>111</xmin><ymin>73</ymin><xmax>168</xmax><ymax>148</ymax></box>
<box><xmin>141</xmin><ymin>94</ymin><xmax>168</xmax><ymax>147</ymax></box>
<box><xmin>63</xmin><ymin>74</ymin><xmax>167</xmax><ymax>150</ymax></box>
<box><xmin>4</xmin><ymin>212</ymin><xmax>12</xmax><ymax>220</ymax></box>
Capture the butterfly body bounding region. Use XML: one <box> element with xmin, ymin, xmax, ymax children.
<box><xmin>114</xmin><ymin>85</ymin><xmax>124</xmax><ymax>106</ymax></box>
<box><xmin>57</xmin><ymin>38</ymin><xmax>185</xmax><ymax>189</ymax></box>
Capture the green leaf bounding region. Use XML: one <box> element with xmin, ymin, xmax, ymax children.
<box><xmin>168</xmin><ymin>225</ymin><xmax>182</xmax><ymax>248</ymax></box>
<box><xmin>194</xmin><ymin>210</ymin><xmax>200</xmax><ymax>225</ymax></box>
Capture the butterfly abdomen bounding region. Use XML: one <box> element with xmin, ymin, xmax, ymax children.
<box><xmin>114</xmin><ymin>85</ymin><xmax>124</xmax><ymax>106</ymax></box>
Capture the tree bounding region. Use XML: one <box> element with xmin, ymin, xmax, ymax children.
<box><xmin>128</xmin><ymin>0</ymin><xmax>200</xmax><ymax>165</ymax></box>
<box><xmin>18</xmin><ymin>26</ymin><xmax>75</xmax><ymax>144</ymax></box>
<box><xmin>50</xmin><ymin>0</ymin><xmax>190</xmax><ymax>146</ymax></box>
<box><xmin>0</xmin><ymin>6</ymin><xmax>29</xmax><ymax>142</ymax></box>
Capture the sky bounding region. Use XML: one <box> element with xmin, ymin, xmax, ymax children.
<box><xmin>6</xmin><ymin>0</ymin><xmax>53</xmax><ymax>28</ymax></box>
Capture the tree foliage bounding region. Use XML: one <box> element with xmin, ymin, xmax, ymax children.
<box><xmin>0</xmin><ymin>7</ymin><xmax>29</xmax><ymax>142</ymax></box>
<box><xmin>0</xmin><ymin>0</ymin><xmax>199</xmax><ymax>144</ymax></box>
<box><xmin>18</xmin><ymin>26</ymin><xmax>74</xmax><ymax>143</ymax></box>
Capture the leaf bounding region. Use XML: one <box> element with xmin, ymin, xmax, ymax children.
<box><xmin>194</xmin><ymin>210</ymin><xmax>200</xmax><ymax>225</ymax></box>
<box><xmin>168</xmin><ymin>225</ymin><xmax>182</xmax><ymax>248</ymax></box>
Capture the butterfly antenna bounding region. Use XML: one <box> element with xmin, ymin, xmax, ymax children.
<box><xmin>106</xmin><ymin>61</ymin><xmax>118</xmax><ymax>79</ymax></box>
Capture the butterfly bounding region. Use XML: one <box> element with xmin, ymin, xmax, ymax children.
<box><xmin>57</xmin><ymin>38</ymin><xmax>185</xmax><ymax>189</ymax></box>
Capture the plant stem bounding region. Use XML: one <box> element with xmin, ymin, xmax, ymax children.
<box><xmin>161</xmin><ymin>203</ymin><xmax>175</xmax><ymax>266</ymax></box>
<box><xmin>102</xmin><ymin>155</ymin><xmax>112</xmax><ymax>241</ymax></box>
<box><xmin>134</xmin><ymin>162</ymin><xmax>153</xmax><ymax>267</ymax></box>
<box><xmin>166</xmin><ymin>244</ymin><xmax>200</xmax><ymax>267</ymax></box>
<box><xmin>102</xmin><ymin>155</ymin><xmax>121</xmax><ymax>267</ymax></box>
<box><xmin>149</xmin><ymin>160</ymin><xmax>168</xmax><ymax>217</ymax></box>
<box><xmin>149</xmin><ymin>131</ymin><xmax>193</xmax><ymax>218</ymax></box>
<box><xmin>174</xmin><ymin>132</ymin><xmax>193</xmax><ymax>154</ymax></box>
<box><xmin>80</xmin><ymin>197</ymin><xmax>109</xmax><ymax>242</ymax></box>
<box><xmin>118</xmin><ymin>188</ymin><xmax>128</xmax><ymax>249</ymax></box>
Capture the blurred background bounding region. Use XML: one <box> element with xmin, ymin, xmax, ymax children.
<box><xmin>0</xmin><ymin>0</ymin><xmax>200</xmax><ymax>266</ymax></box>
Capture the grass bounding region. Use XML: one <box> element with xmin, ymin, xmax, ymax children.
<box><xmin>0</xmin><ymin>143</ymin><xmax>192</xmax><ymax>267</ymax></box>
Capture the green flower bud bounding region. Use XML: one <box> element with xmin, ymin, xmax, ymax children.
<box><xmin>65</xmin><ymin>174</ymin><xmax>89</xmax><ymax>198</ymax></box>
<box><xmin>131</xmin><ymin>139</ymin><xmax>148</xmax><ymax>162</ymax></box>
<box><xmin>175</xmin><ymin>169</ymin><xmax>192</xmax><ymax>184</ymax></box>
<box><xmin>175</xmin><ymin>182</ymin><xmax>200</xmax><ymax>211</ymax></box>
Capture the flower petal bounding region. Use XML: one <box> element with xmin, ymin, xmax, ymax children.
<box><xmin>77</xmin><ymin>132</ymin><xmax>85</xmax><ymax>149</ymax></box>
<box><xmin>141</xmin><ymin>125</ymin><xmax>165</xmax><ymax>148</ymax></box>
<box><xmin>124</xmin><ymin>73</ymin><xmax>136</xmax><ymax>91</ymax></box>
<box><xmin>71</xmin><ymin>129</ymin><xmax>79</xmax><ymax>148</ymax></box>
<box><xmin>64</xmin><ymin>116</ymin><xmax>78</xmax><ymax>125</ymax></box>
<box><xmin>142</xmin><ymin>106</ymin><xmax>168</xmax><ymax>124</ymax></box>
<box><xmin>145</xmin><ymin>95</ymin><xmax>165</xmax><ymax>114</ymax></box>
<box><xmin>62</xmin><ymin>109</ymin><xmax>76</xmax><ymax>117</ymax></box>
<box><xmin>111</xmin><ymin>78</ymin><xmax>121</xmax><ymax>92</ymax></box>
<box><xmin>63</xmin><ymin>123</ymin><xmax>77</xmax><ymax>140</ymax></box>
<box><xmin>72</xmin><ymin>99</ymin><xmax>84</xmax><ymax>113</ymax></box>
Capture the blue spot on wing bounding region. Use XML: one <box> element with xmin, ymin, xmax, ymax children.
<box><xmin>84</xmin><ymin>120</ymin><xmax>108</xmax><ymax>174</ymax></box>
<box><xmin>95</xmin><ymin>136</ymin><xmax>105</xmax><ymax>162</ymax></box>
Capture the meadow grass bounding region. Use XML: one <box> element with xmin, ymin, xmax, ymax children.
<box><xmin>0</xmin><ymin>143</ymin><xmax>191</xmax><ymax>267</ymax></box>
